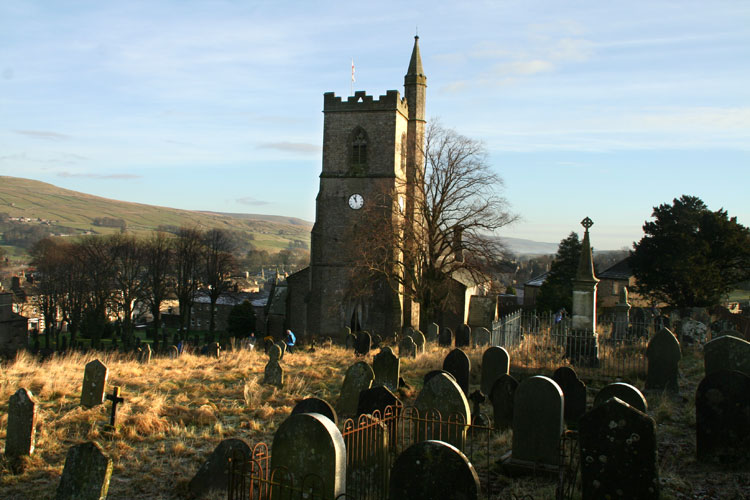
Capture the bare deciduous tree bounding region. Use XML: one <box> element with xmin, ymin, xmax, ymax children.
<box><xmin>201</xmin><ymin>228</ymin><xmax>236</xmax><ymax>334</ymax></box>
<box><xmin>142</xmin><ymin>231</ymin><xmax>173</xmax><ymax>342</ymax></box>
<box><xmin>172</xmin><ymin>227</ymin><xmax>203</xmax><ymax>337</ymax></box>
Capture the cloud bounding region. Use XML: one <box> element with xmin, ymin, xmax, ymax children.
<box><xmin>14</xmin><ymin>130</ymin><xmax>71</xmax><ymax>141</ymax></box>
<box><xmin>236</xmin><ymin>196</ymin><xmax>272</xmax><ymax>206</ymax></box>
<box><xmin>57</xmin><ymin>172</ymin><xmax>141</xmax><ymax>179</ymax></box>
<box><xmin>257</xmin><ymin>142</ymin><xmax>320</xmax><ymax>154</ymax></box>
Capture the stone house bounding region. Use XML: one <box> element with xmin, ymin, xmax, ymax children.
<box><xmin>0</xmin><ymin>292</ymin><xmax>28</xmax><ymax>357</ymax></box>
<box><xmin>596</xmin><ymin>257</ymin><xmax>650</xmax><ymax>310</ymax></box>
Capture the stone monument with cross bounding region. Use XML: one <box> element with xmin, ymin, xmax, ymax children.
<box><xmin>570</xmin><ymin>217</ymin><xmax>599</xmax><ymax>366</ymax></box>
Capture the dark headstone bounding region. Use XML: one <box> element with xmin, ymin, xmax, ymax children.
<box><xmin>594</xmin><ymin>383</ymin><xmax>647</xmax><ymax>413</ymax></box>
<box><xmin>138</xmin><ymin>343</ymin><xmax>152</xmax><ymax>364</ymax></box>
<box><xmin>263</xmin><ymin>344</ymin><xmax>284</xmax><ymax>387</ymax></box>
<box><xmin>80</xmin><ymin>359</ymin><xmax>108</xmax><ymax>408</ymax></box>
<box><xmin>552</xmin><ymin>366</ymin><xmax>587</xmax><ymax>426</ymax></box>
<box><xmin>455</xmin><ymin>324</ymin><xmax>471</xmax><ymax>347</ymax></box>
<box><xmin>399</xmin><ymin>335</ymin><xmax>417</xmax><ymax>358</ymax></box>
<box><xmin>645</xmin><ymin>328</ymin><xmax>681</xmax><ymax>392</ymax></box>
<box><xmin>512</xmin><ymin>376</ymin><xmax>564</xmax><ymax>465</ymax></box>
<box><xmin>357</xmin><ymin>385</ymin><xmax>401</xmax><ymax>418</ymax></box>
<box><xmin>579</xmin><ymin>398</ymin><xmax>659</xmax><ymax>500</ymax></box>
<box><xmin>337</xmin><ymin>361</ymin><xmax>375</xmax><ymax>417</ymax></box>
<box><xmin>443</xmin><ymin>348</ymin><xmax>470</xmax><ymax>396</ymax></box>
<box><xmin>207</xmin><ymin>341</ymin><xmax>221</xmax><ymax>358</ymax></box>
<box><xmin>414</xmin><ymin>373</ymin><xmax>471</xmax><ymax>448</ymax></box>
<box><xmin>389</xmin><ymin>440</ymin><xmax>480</xmax><ymax>500</ymax></box>
<box><xmin>372</xmin><ymin>334</ymin><xmax>383</xmax><ymax>348</ymax></box>
<box><xmin>423</xmin><ymin>370</ymin><xmax>456</xmax><ymax>386</ymax></box>
<box><xmin>489</xmin><ymin>374</ymin><xmax>518</xmax><ymax>430</ymax></box>
<box><xmin>291</xmin><ymin>397</ymin><xmax>338</xmax><ymax>426</ymax></box>
<box><xmin>426</xmin><ymin>322</ymin><xmax>439</xmax><ymax>343</ymax></box>
<box><xmin>703</xmin><ymin>335</ymin><xmax>750</xmax><ymax>377</ymax></box>
<box><xmin>438</xmin><ymin>327</ymin><xmax>454</xmax><ymax>347</ymax></box>
<box><xmin>55</xmin><ymin>442</ymin><xmax>113</xmax><ymax>500</ymax></box>
<box><xmin>345</xmin><ymin>333</ymin><xmax>357</xmax><ymax>350</ymax></box>
<box><xmin>480</xmin><ymin>346</ymin><xmax>509</xmax><ymax>396</ymax></box>
<box><xmin>410</xmin><ymin>330</ymin><xmax>426</xmax><ymax>353</ymax></box>
<box><xmin>373</xmin><ymin>347</ymin><xmax>400</xmax><ymax>391</ymax></box>
<box><xmin>696</xmin><ymin>369</ymin><xmax>750</xmax><ymax>464</ymax></box>
<box><xmin>472</xmin><ymin>327</ymin><xmax>491</xmax><ymax>347</ymax></box>
<box><xmin>4</xmin><ymin>388</ymin><xmax>38</xmax><ymax>461</ymax></box>
<box><xmin>355</xmin><ymin>331</ymin><xmax>372</xmax><ymax>356</ymax></box>
<box><xmin>188</xmin><ymin>438</ymin><xmax>251</xmax><ymax>498</ymax></box>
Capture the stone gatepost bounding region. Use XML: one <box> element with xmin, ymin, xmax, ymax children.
<box><xmin>570</xmin><ymin>217</ymin><xmax>599</xmax><ymax>366</ymax></box>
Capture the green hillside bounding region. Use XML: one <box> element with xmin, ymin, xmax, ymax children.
<box><xmin>0</xmin><ymin>176</ymin><xmax>312</xmax><ymax>257</ymax></box>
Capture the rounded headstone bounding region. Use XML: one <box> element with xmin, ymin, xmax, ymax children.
<box><xmin>512</xmin><ymin>375</ymin><xmax>564</xmax><ymax>465</ymax></box>
<box><xmin>357</xmin><ymin>386</ymin><xmax>401</xmax><ymax>418</ymax></box>
<box><xmin>291</xmin><ymin>397</ymin><xmax>338</xmax><ymax>426</ymax></box>
<box><xmin>455</xmin><ymin>324</ymin><xmax>471</xmax><ymax>347</ymax></box>
<box><xmin>489</xmin><ymin>374</ymin><xmax>518</xmax><ymax>430</ymax></box>
<box><xmin>443</xmin><ymin>348</ymin><xmax>470</xmax><ymax>396</ymax></box>
<box><xmin>594</xmin><ymin>383</ymin><xmax>647</xmax><ymax>413</ymax></box>
<box><xmin>423</xmin><ymin>370</ymin><xmax>455</xmax><ymax>386</ymax></box>
<box><xmin>355</xmin><ymin>331</ymin><xmax>372</xmax><ymax>356</ymax></box>
<box><xmin>415</xmin><ymin>373</ymin><xmax>471</xmax><ymax>448</ymax></box>
<box><xmin>438</xmin><ymin>327</ymin><xmax>454</xmax><ymax>347</ymax></box>
<box><xmin>337</xmin><ymin>361</ymin><xmax>375</xmax><ymax>417</ymax></box>
<box><xmin>188</xmin><ymin>438</ymin><xmax>252</xmax><ymax>498</ymax></box>
<box><xmin>373</xmin><ymin>347</ymin><xmax>400</xmax><ymax>391</ymax></box>
<box><xmin>696</xmin><ymin>369</ymin><xmax>750</xmax><ymax>464</ymax></box>
<box><xmin>703</xmin><ymin>335</ymin><xmax>750</xmax><ymax>378</ymax></box>
<box><xmin>645</xmin><ymin>328</ymin><xmax>681</xmax><ymax>392</ymax></box>
<box><xmin>480</xmin><ymin>346</ymin><xmax>509</xmax><ymax>396</ymax></box>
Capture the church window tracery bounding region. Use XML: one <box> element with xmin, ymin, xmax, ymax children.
<box><xmin>350</xmin><ymin>127</ymin><xmax>368</xmax><ymax>174</ymax></box>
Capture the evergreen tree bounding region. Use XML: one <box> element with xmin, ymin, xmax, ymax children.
<box><xmin>536</xmin><ymin>232</ymin><xmax>582</xmax><ymax>313</ymax></box>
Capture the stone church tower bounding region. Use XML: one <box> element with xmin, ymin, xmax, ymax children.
<box><xmin>303</xmin><ymin>37</ymin><xmax>427</xmax><ymax>338</ymax></box>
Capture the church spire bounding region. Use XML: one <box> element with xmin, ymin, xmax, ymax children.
<box><xmin>406</xmin><ymin>35</ymin><xmax>424</xmax><ymax>79</ymax></box>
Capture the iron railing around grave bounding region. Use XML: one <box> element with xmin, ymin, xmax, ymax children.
<box><xmin>228</xmin><ymin>405</ymin><xmax>580</xmax><ymax>500</ymax></box>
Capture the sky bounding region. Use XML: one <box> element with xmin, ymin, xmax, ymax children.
<box><xmin>1</xmin><ymin>1</ymin><xmax>748</xmax><ymax>250</ymax></box>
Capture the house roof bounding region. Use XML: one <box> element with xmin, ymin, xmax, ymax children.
<box><xmin>598</xmin><ymin>257</ymin><xmax>633</xmax><ymax>280</ymax></box>
<box><xmin>524</xmin><ymin>272</ymin><xmax>549</xmax><ymax>287</ymax></box>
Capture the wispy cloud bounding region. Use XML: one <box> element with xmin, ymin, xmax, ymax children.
<box><xmin>236</xmin><ymin>196</ymin><xmax>272</xmax><ymax>206</ymax></box>
<box><xmin>57</xmin><ymin>171</ymin><xmax>141</xmax><ymax>179</ymax></box>
<box><xmin>14</xmin><ymin>130</ymin><xmax>71</xmax><ymax>141</ymax></box>
<box><xmin>257</xmin><ymin>142</ymin><xmax>320</xmax><ymax>154</ymax></box>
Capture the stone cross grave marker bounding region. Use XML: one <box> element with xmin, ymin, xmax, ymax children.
<box><xmin>389</xmin><ymin>440</ymin><xmax>480</xmax><ymax>500</ymax></box>
<box><xmin>271</xmin><ymin>412</ymin><xmax>347</xmax><ymax>499</ymax></box>
<box><xmin>55</xmin><ymin>441</ymin><xmax>113</xmax><ymax>500</ymax></box>
<box><xmin>594</xmin><ymin>382</ymin><xmax>647</xmax><ymax>413</ymax></box>
<box><xmin>480</xmin><ymin>346</ymin><xmax>509</xmax><ymax>396</ymax></box>
<box><xmin>696</xmin><ymin>369</ymin><xmax>750</xmax><ymax>464</ymax></box>
<box><xmin>188</xmin><ymin>438</ymin><xmax>251</xmax><ymax>498</ymax></box>
<box><xmin>291</xmin><ymin>397</ymin><xmax>338</xmax><ymax>426</ymax></box>
<box><xmin>263</xmin><ymin>344</ymin><xmax>284</xmax><ymax>387</ymax></box>
<box><xmin>473</xmin><ymin>327</ymin><xmax>491</xmax><ymax>347</ymax></box>
<box><xmin>4</xmin><ymin>388</ymin><xmax>38</xmax><ymax>462</ymax></box>
<box><xmin>426</xmin><ymin>322</ymin><xmax>439</xmax><ymax>343</ymax></box>
<box><xmin>373</xmin><ymin>347</ymin><xmax>399</xmax><ymax>391</ymax></box>
<box><xmin>438</xmin><ymin>327</ymin><xmax>454</xmax><ymax>347</ymax></box>
<box><xmin>489</xmin><ymin>374</ymin><xmax>518</xmax><ymax>430</ymax></box>
<box><xmin>579</xmin><ymin>398</ymin><xmax>659</xmax><ymax>500</ymax></box>
<box><xmin>511</xmin><ymin>375</ymin><xmax>564</xmax><ymax>466</ymax></box>
<box><xmin>337</xmin><ymin>361</ymin><xmax>374</xmax><ymax>417</ymax></box>
<box><xmin>443</xmin><ymin>348</ymin><xmax>470</xmax><ymax>396</ymax></box>
<box><xmin>645</xmin><ymin>328</ymin><xmax>681</xmax><ymax>392</ymax></box>
<box><xmin>414</xmin><ymin>372</ymin><xmax>471</xmax><ymax>449</ymax></box>
<box><xmin>552</xmin><ymin>366</ymin><xmax>587</xmax><ymax>427</ymax></box>
<box><xmin>455</xmin><ymin>324</ymin><xmax>471</xmax><ymax>347</ymax></box>
<box><xmin>703</xmin><ymin>335</ymin><xmax>750</xmax><ymax>377</ymax></box>
<box><xmin>105</xmin><ymin>386</ymin><xmax>125</xmax><ymax>428</ymax></box>
<box><xmin>399</xmin><ymin>335</ymin><xmax>417</xmax><ymax>358</ymax></box>
<box><xmin>80</xmin><ymin>359</ymin><xmax>108</xmax><ymax>408</ymax></box>
<box><xmin>355</xmin><ymin>331</ymin><xmax>372</xmax><ymax>356</ymax></box>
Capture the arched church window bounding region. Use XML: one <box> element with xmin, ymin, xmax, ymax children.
<box><xmin>350</xmin><ymin>127</ymin><xmax>368</xmax><ymax>174</ymax></box>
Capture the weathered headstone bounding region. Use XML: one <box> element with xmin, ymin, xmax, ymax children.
<box><xmin>414</xmin><ymin>372</ymin><xmax>471</xmax><ymax>448</ymax></box>
<box><xmin>207</xmin><ymin>342</ymin><xmax>221</xmax><ymax>358</ymax></box>
<box><xmin>552</xmin><ymin>366</ymin><xmax>587</xmax><ymax>427</ymax></box>
<box><xmin>80</xmin><ymin>359</ymin><xmax>108</xmax><ymax>408</ymax></box>
<box><xmin>357</xmin><ymin>385</ymin><xmax>401</xmax><ymax>418</ymax></box>
<box><xmin>703</xmin><ymin>335</ymin><xmax>750</xmax><ymax>377</ymax></box>
<box><xmin>480</xmin><ymin>346</ymin><xmax>509</xmax><ymax>396</ymax></box>
<box><xmin>473</xmin><ymin>327</ymin><xmax>491</xmax><ymax>347</ymax></box>
<box><xmin>138</xmin><ymin>344</ymin><xmax>152</xmax><ymax>364</ymax></box>
<box><xmin>355</xmin><ymin>331</ymin><xmax>372</xmax><ymax>356</ymax></box>
<box><xmin>55</xmin><ymin>441</ymin><xmax>113</xmax><ymax>500</ymax></box>
<box><xmin>188</xmin><ymin>438</ymin><xmax>251</xmax><ymax>498</ymax></box>
<box><xmin>426</xmin><ymin>322</ymin><xmax>439</xmax><ymax>343</ymax></box>
<box><xmin>442</xmin><ymin>348</ymin><xmax>470</xmax><ymax>396</ymax></box>
<box><xmin>579</xmin><ymin>398</ymin><xmax>659</xmax><ymax>499</ymax></box>
<box><xmin>410</xmin><ymin>329</ymin><xmax>426</xmax><ymax>354</ymax></box>
<box><xmin>372</xmin><ymin>333</ymin><xmax>383</xmax><ymax>348</ymax></box>
<box><xmin>645</xmin><ymin>328</ymin><xmax>681</xmax><ymax>392</ymax></box>
<box><xmin>511</xmin><ymin>375</ymin><xmax>564</xmax><ymax>466</ymax></box>
<box><xmin>4</xmin><ymin>388</ymin><xmax>38</xmax><ymax>461</ymax></box>
<box><xmin>291</xmin><ymin>397</ymin><xmax>338</xmax><ymax>426</ymax></box>
<box><xmin>455</xmin><ymin>324</ymin><xmax>471</xmax><ymax>347</ymax></box>
<box><xmin>489</xmin><ymin>374</ymin><xmax>518</xmax><ymax>430</ymax></box>
<box><xmin>168</xmin><ymin>345</ymin><xmax>179</xmax><ymax>359</ymax></box>
<box><xmin>345</xmin><ymin>332</ymin><xmax>357</xmax><ymax>350</ymax></box>
<box><xmin>275</xmin><ymin>340</ymin><xmax>286</xmax><ymax>359</ymax></box>
<box><xmin>373</xmin><ymin>347</ymin><xmax>400</xmax><ymax>391</ymax></box>
<box><xmin>271</xmin><ymin>413</ymin><xmax>346</xmax><ymax>499</ymax></box>
<box><xmin>696</xmin><ymin>369</ymin><xmax>750</xmax><ymax>464</ymax></box>
<box><xmin>681</xmin><ymin>318</ymin><xmax>708</xmax><ymax>344</ymax></box>
<box><xmin>594</xmin><ymin>382</ymin><xmax>647</xmax><ymax>413</ymax></box>
<box><xmin>423</xmin><ymin>370</ymin><xmax>456</xmax><ymax>386</ymax></box>
<box><xmin>337</xmin><ymin>361</ymin><xmax>375</xmax><ymax>417</ymax></box>
<box><xmin>438</xmin><ymin>327</ymin><xmax>454</xmax><ymax>347</ymax></box>
<box><xmin>399</xmin><ymin>336</ymin><xmax>417</xmax><ymax>358</ymax></box>
<box><xmin>389</xmin><ymin>440</ymin><xmax>480</xmax><ymax>500</ymax></box>
<box><xmin>263</xmin><ymin>344</ymin><xmax>284</xmax><ymax>387</ymax></box>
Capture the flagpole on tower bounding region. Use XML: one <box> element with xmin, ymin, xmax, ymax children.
<box><xmin>351</xmin><ymin>58</ymin><xmax>355</xmax><ymax>96</ymax></box>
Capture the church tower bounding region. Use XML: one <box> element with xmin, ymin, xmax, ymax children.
<box><xmin>306</xmin><ymin>38</ymin><xmax>427</xmax><ymax>338</ymax></box>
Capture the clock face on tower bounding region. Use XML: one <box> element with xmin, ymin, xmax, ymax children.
<box><xmin>348</xmin><ymin>193</ymin><xmax>364</xmax><ymax>210</ymax></box>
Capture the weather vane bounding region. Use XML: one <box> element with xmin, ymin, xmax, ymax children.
<box><xmin>581</xmin><ymin>217</ymin><xmax>594</xmax><ymax>230</ymax></box>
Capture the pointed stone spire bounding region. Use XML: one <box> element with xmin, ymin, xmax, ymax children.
<box><xmin>576</xmin><ymin>217</ymin><xmax>599</xmax><ymax>283</ymax></box>
<box><xmin>406</xmin><ymin>35</ymin><xmax>424</xmax><ymax>79</ymax></box>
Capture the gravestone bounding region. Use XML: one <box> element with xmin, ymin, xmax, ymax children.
<box><xmin>399</xmin><ymin>336</ymin><xmax>417</xmax><ymax>358</ymax></box>
<box><xmin>55</xmin><ymin>442</ymin><xmax>113</xmax><ymax>500</ymax></box>
<box><xmin>138</xmin><ymin>344</ymin><xmax>152</xmax><ymax>364</ymax></box>
<box><xmin>552</xmin><ymin>366</ymin><xmax>587</xmax><ymax>427</ymax></box>
<box><xmin>345</xmin><ymin>332</ymin><xmax>357</xmax><ymax>350</ymax></box>
<box><xmin>337</xmin><ymin>361</ymin><xmax>375</xmax><ymax>417</ymax></box>
<box><xmin>703</xmin><ymin>335</ymin><xmax>750</xmax><ymax>377</ymax></box>
<box><xmin>473</xmin><ymin>327</ymin><xmax>491</xmax><ymax>347</ymax></box>
<box><xmin>168</xmin><ymin>345</ymin><xmax>179</xmax><ymax>359</ymax></box>
<box><xmin>292</xmin><ymin>397</ymin><xmax>338</xmax><ymax>426</ymax></box>
<box><xmin>207</xmin><ymin>342</ymin><xmax>221</xmax><ymax>358</ymax></box>
<box><xmin>489</xmin><ymin>374</ymin><xmax>518</xmax><ymax>430</ymax></box>
<box><xmin>263</xmin><ymin>344</ymin><xmax>284</xmax><ymax>387</ymax></box>
<box><xmin>355</xmin><ymin>331</ymin><xmax>372</xmax><ymax>356</ymax></box>
<box><xmin>594</xmin><ymin>382</ymin><xmax>647</xmax><ymax>413</ymax></box>
<box><xmin>579</xmin><ymin>398</ymin><xmax>659</xmax><ymax>499</ymax></box>
<box><xmin>455</xmin><ymin>324</ymin><xmax>471</xmax><ymax>347</ymax></box>
<box><xmin>410</xmin><ymin>329</ymin><xmax>426</xmax><ymax>354</ymax></box>
<box><xmin>511</xmin><ymin>376</ymin><xmax>564</xmax><ymax>466</ymax></box>
<box><xmin>389</xmin><ymin>440</ymin><xmax>480</xmax><ymax>500</ymax></box>
<box><xmin>424</xmin><ymin>370</ymin><xmax>456</xmax><ymax>386</ymax></box>
<box><xmin>4</xmin><ymin>388</ymin><xmax>38</xmax><ymax>461</ymax></box>
<box><xmin>645</xmin><ymin>328</ymin><xmax>681</xmax><ymax>392</ymax></box>
<box><xmin>188</xmin><ymin>438</ymin><xmax>251</xmax><ymax>498</ymax></box>
<box><xmin>373</xmin><ymin>347</ymin><xmax>399</xmax><ymax>391</ymax></box>
<box><xmin>681</xmin><ymin>319</ymin><xmax>708</xmax><ymax>344</ymax></box>
<box><xmin>696</xmin><ymin>369</ymin><xmax>750</xmax><ymax>464</ymax></box>
<box><xmin>414</xmin><ymin>372</ymin><xmax>471</xmax><ymax>448</ymax></box>
<box><xmin>271</xmin><ymin>413</ymin><xmax>346</xmax><ymax>499</ymax></box>
<box><xmin>480</xmin><ymin>346</ymin><xmax>509</xmax><ymax>396</ymax></box>
<box><xmin>438</xmin><ymin>327</ymin><xmax>454</xmax><ymax>347</ymax></box>
<box><xmin>357</xmin><ymin>386</ymin><xmax>401</xmax><ymax>418</ymax></box>
<box><xmin>372</xmin><ymin>334</ymin><xmax>383</xmax><ymax>348</ymax></box>
<box><xmin>276</xmin><ymin>340</ymin><xmax>287</xmax><ymax>359</ymax></box>
<box><xmin>426</xmin><ymin>323</ymin><xmax>439</xmax><ymax>343</ymax></box>
<box><xmin>80</xmin><ymin>359</ymin><xmax>108</xmax><ymax>408</ymax></box>
<box><xmin>442</xmin><ymin>348</ymin><xmax>470</xmax><ymax>396</ymax></box>
<box><xmin>717</xmin><ymin>328</ymin><xmax>742</xmax><ymax>339</ymax></box>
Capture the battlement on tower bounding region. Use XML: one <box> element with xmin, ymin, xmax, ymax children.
<box><xmin>324</xmin><ymin>90</ymin><xmax>408</xmax><ymax>115</ymax></box>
